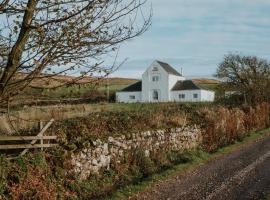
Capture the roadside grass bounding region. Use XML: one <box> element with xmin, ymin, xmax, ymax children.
<box><xmin>106</xmin><ymin>128</ymin><xmax>270</xmax><ymax>200</ymax></box>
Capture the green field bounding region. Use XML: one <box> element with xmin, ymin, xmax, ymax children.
<box><xmin>25</xmin><ymin>80</ymin><xmax>220</xmax><ymax>99</ymax></box>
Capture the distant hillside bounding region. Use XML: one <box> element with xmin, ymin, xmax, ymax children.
<box><xmin>192</xmin><ymin>79</ymin><xmax>220</xmax><ymax>85</ymax></box>
<box><xmin>16</xmin><ymin>73</ymin><xmax>138</xmax><ymax>89</ymax></box>
<box><xmin>17</xmin><ymin>72</ymin><xmax>218</xmax><ymax>89</ymax></box>
<box><xmin>192</xmin><ymin>78</ymin><xmax>220</xmax><ymax>91</ymax></box>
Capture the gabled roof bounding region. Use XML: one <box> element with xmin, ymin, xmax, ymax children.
<box><xmin>156</xmin><ymin>61</ymin><xmax>182</xmax><ymax>76</ymax></box>
<box><xmin>171</xmin><ymin>80</ymin><xmax>203</xmax><ymax>91</ymax></box>
<box><xmin>120</xmin><ymin>81</ymin><xmax>142</xmax><ymax>92</ymax></box>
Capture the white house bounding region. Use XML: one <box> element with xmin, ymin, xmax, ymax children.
<box><xmin>116</xmin><ymin>60</ymin><xmax>215</xmax><ymax>103</ymax></box>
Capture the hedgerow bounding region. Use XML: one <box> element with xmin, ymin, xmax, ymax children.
<box><xmin>1</xmin><ymin>102</ymin><xmax>269</xmax><ymax>199</ymax></box>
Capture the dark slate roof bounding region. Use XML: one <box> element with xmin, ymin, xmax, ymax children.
<box><xmin>120</xmin><ymin>81</ymin><xmax>142</xmax><ymax>92</ymax></box>
<box><xmin>171</xmin><ymin>80</ymin><xmax>203</xmax><ymax>91</ymax></box>
<box><xmin>156</xmin><ymin>61</ymin><xmax>182</xmax><ymax>76</ymax></box>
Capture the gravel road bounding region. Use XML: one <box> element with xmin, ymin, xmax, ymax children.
<box><xmin>132</xmin><ymin>133</ymin><xmax>270</xmax><ymax>200</ymax></box>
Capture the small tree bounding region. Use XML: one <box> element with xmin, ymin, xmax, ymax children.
<box><xmin>216</xmin><ymin>54</ymin><xmax>270</xmax><ymax>104</ymax></box>
<box><xmin>0</xmin><ymin>0</ymin><xmax>151</xmax><ymax>106</ymax></box>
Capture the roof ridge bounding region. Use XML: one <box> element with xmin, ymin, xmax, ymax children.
<box><xmin>156</xmin><ymin>60</ymin><xmax>169</xmax><ymax>65</ymax></box>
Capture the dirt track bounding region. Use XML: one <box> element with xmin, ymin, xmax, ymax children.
<box><xmin>132</xmin><ymin>133</ymin><xmax>270</xmax><ymax>200</ymax></box>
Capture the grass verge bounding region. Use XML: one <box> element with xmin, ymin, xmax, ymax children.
<box><xmin>106</xmin><ymin>128</ymin><xmax>270</xmax><ymax>200</ymax></box>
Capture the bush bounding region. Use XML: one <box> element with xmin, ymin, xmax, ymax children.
<box><xmin>50</xmin><ymin>103</ymin><xmax>193</xmax><ymax>148</ymax></box>
<box><xmin>133</xmin><ymin>149</ymin><xmax>157</xmax><ymax>177</ymax></box>
<box><xmin>201</xmin><ymin>103</ymin><xmax>270</xmax><ymax>152</ymax></box>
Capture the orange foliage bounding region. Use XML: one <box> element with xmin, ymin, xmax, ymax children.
<box><xmin>201</xmin><ymin>103</ymin><xmax>270</xmax><ymax>152</ymax></box>
<box><xmin>8</xmin><ymin>167</ymin><xmax>57</xmax><ymax>200</ymax></box>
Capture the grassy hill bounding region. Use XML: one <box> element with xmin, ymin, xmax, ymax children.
<box><xmin>193</xmin><ymin>78</ymin><xmax>220</xmax><ymax>91</ymax></box>
<box><xmin>12</xmin><ymin>74</ymin><xmax>220</xmax><ymax>107</ymax></box>
<box><xmin>13</xmin><ymin>74</ymin><xmax>138</xmax><ymax>106</ymax></box>
<box><xmin>16</xmin><ymin>72</ymin><xmax>138</xmax><ymax>89</ymax></box>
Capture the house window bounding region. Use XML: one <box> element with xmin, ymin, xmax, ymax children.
<box><xmin>152</xmin><ymin>67</ymin><xmax>158</xmax><ymax>71</ymax></box>
<box><xmin>179</xmin><ymin>94</ymin><xmax>185</xmax><ymax>99</ymax></box>
<box><xmin>129</xmin><ymin>95</ymin><xmax>136</xmax><ymax>100</ymax></box>
<box><xmin>153</xmin><ymin>90</ymin><xmax>159</xmax><ymax>100</ymax></box>
<box><xmin>152</xmin><ymin>76</ymin><xmax>159</xmax><ymax>82</ymax></box>
<box><xmin>193</xmin><ymin>94</ymin><xmax>198</xmax><ymax>98</ymax></box>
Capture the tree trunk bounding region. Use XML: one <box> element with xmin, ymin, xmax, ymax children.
<box><xmin>0</xmin><ymin>0</ymin><xmax>38</xmax><ymax>98</ymax></box>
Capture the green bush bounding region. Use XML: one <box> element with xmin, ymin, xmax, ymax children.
<box><xmin>134</xmin><ymin>149</ymin><xmax>157</xmax><ymax>177</ymax></box>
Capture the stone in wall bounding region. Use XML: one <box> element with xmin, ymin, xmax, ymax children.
<box><xmin>71</xmin><ymin>126</ymin><xmax>202</xmax><ymax>180</ymax></box>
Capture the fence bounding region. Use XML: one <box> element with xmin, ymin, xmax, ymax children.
<box><xmin>0</xmin><ymin>119</ymin><xmax>57</xmax><ymax>156</ymax></box>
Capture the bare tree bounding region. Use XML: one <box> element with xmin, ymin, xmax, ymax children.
<box><xmin>216</xmin><ymin>54</ymin><xmax>270</xmax><ymax>104</ymax></box>
<box><xmin>0</xmin><ymin>0</ymin><xmax>152</xmax><ymax>105</ymax></box>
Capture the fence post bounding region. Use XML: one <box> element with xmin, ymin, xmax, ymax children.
<box><xmin>40</xmin><ymin>121</ymin><xmax>44</xmax><ymax>131</ymax></box>
<box><xmin>40</xmin><ymin>121</ymin><xmax>44</xmax><ymax>151</ymax></box>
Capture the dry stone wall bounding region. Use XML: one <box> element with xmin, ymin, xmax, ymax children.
<box><xmin>71</xmin><ymin>126</ymin><xmax>202</xmax><ymax>180</ymax></box>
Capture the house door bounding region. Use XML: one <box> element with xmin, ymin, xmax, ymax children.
<box><xmin>152</xmin><ymin>90</ymin><xmax>159</xmax><ymax>101</ymax></box>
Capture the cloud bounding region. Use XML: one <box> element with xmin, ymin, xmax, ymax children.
<box><xmin>110</xmin><ymin>0</ymin><xmax>270</xmax><ymax>78</ymax></box>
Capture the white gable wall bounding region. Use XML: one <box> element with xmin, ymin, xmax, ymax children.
<box><xmin>116</xmin><ymin>92</ymin><xmax>142</xmax><ymax>103</ymax></box>
<box><xmin>168</xmin><ymin>74</ymin><xmax>186</xmax><ymax>101</ymax></box>
<box><xmin>142</xmin><ymin>61</ymin><xmax>170</xmax><ymax>102</ymax></box>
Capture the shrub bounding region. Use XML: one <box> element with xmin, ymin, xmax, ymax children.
<box><xmin>50</xmin><ymin>104</ymin><xmax>192</xmax><ymax>148</ymax></box>
<box><xmin>133</xmin><ymin>149</ymin><xmax>157</xmax><ymax>177</ymax></box>
<box><xmin>201</xmin><ymin>103</ymin><xmax>270</xmax><ymax>152</ymax></box>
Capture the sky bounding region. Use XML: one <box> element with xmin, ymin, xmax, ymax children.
<box><xmin>110</xmin><ymin>0</ymin><xmax>270</xmax><ymax>79</ymax></box>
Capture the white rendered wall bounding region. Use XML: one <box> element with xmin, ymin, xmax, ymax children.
<box><xmin>142</xmin><ymin>61</ymin><xmax>170</xmax><ymax>102</ymax></box>
<box><xmin>116</xmin><ymin>92</ymin><xmax>142</xmax><ymax>103</ymax></box>
<box><xmin>201</xmin><ymin>90</ymin><xmax>215</xmax><ymax>102</ymax></box>
<box><xmin>168</xmin><ymin>74</ymin><xmax>186</xmax><ymax>100</ymax></box>
<box><xmin>171</xmin><ymin>90</ymin><xmax>215</xmax><ymax>102</ymax></box>
<box><xmin>171</xmin><ymin>90</ymin><xmax>202</xmax><ymax>102</ymax></box>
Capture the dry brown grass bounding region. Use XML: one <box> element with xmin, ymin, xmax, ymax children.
<box><xmin>17</xmin><ymin>72</ymin><xmax>138</xmax><ymax>89</ymax></box>
<box><xmin>0</xmin><ymin>104</ymin><xmax>107</xmax><ymax>133</ymax></box>
<box><xmin>201</xmin><ymin>102</ymin><xmax>270</xmax><ymax>152</ymax></box>
<box><xmin>192</xmin><ymin>79</ymin><xmax>220</xmax><ymax>84</ymax></box>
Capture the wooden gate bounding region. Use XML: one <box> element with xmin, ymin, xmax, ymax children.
<box><xmin>0</xmin><ymin>119</ymin><xmax>57</xmax><ymax>156</ymax></box>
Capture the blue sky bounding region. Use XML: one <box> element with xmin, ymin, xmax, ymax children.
<box><xmin>110</xmin><ymin>0</ymin><xmax>270</xmax><ymax>79</ymax></box>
